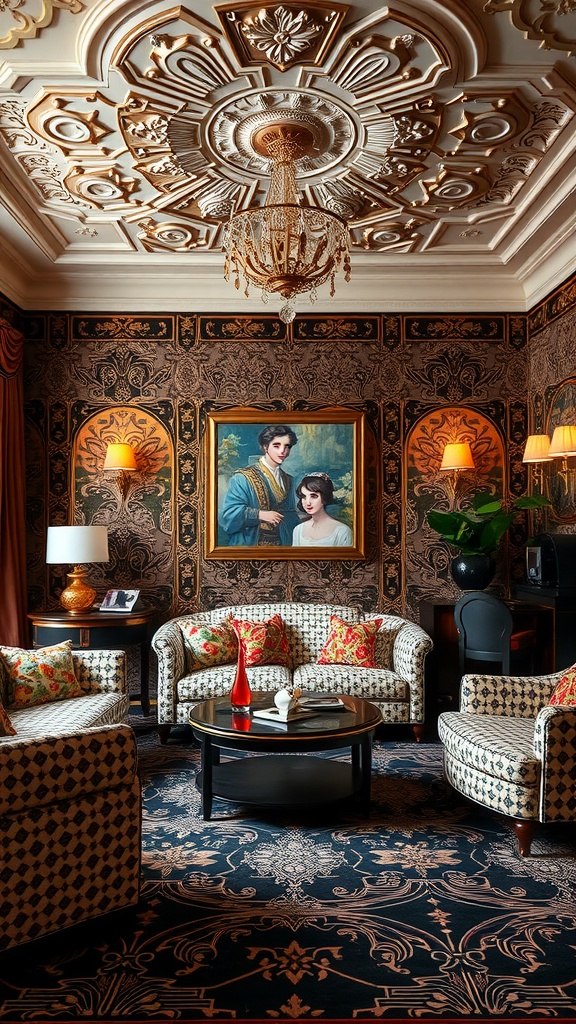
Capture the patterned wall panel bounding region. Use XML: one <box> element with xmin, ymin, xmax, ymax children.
<box><xmin>404</xmin><ymin>405</ymin><xmax>507</xmax><ymax>620</ymax></box>
<box><xmin>527</xmin><ymin>272</ymin><xmax>576</xmax><ymax>528</ymax></box>
<box><xmin>19</xmin><ymin>303</ymin><xmax>553</xmax><ymax>623</ymax></box>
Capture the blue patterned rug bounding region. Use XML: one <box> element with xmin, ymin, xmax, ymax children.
<box><xmin>0</xmin><ymin>733</ymin><xmax>575</xmax><ymax>1021</ymax></box>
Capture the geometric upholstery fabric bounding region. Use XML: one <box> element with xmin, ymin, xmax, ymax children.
<box><xmin>0</xmin><ymin>649</ymin><xmax>139</xmax><ymax>950</ymax></box>
<box><xmin>438</xmin><ymin>668</ymin><xmax>576</xmax><ymax>853</ymax></box>
<box><xmin>438</xmin><ymin>712</ymin><xmax>540</xmax><ymax>787</ymax></box>
<box><xmin>0</xmin><ymin>722</ymin><xmax>139</xmax><ymax>817</ymax></box>
<box><xmin>2</xmin><ymin>749</ymin><xmax>141</xmax><ymax>950</ymax></box>
<box><xmin>6</xmin><ymin>690</ymin><xmax>131</xmax><ymax>740</ymax></box>
<box><xmin>153</xmin><ymin>602</ymin><xmax>433</xmax><ymax>735</ymax></box>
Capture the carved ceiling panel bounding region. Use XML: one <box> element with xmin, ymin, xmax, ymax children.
<box><xmin>0</xmin><ymin>0</ymin><xmax>575</xmax><ymax>312</ymax></box>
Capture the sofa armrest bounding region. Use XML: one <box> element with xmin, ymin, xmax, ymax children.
<box><xmin>534</xmin><ymin>705</ymin><xmax>576</xmax><ymax>822</ymax></box>
<box><xmin>460</xmin><ymin>670</ymin><xmax>560</xmax><ymax>716</ymax></box>
<box><xmin>0</xmin><ymin>723</ymin><xmax>138</xmax><ymax>817</ymax></box>
<box><xmin>386</xmin><ymin>620</ymin><xmax>432</xmax><ymax>723</ymax></box>
<box><xmin>73</xmin><ymin>649</ymin><xmax>128</xmax><ymax>694</ymax></box>
<box><xmin>152</xmin><ymin>618</ymin><xmax>187</xmax><ymax>723</ymax></box>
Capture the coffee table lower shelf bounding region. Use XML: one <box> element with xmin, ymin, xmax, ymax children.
<box><xmin>196</xmin><ymin>754</ymin><xmax>363</xmax><ymax>811</ymax></box>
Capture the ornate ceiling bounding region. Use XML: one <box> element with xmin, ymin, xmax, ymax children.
<box><xmin>0</xmin><ymin>0</ymin><xmax>575</xmax><ymax>314</ymax></box>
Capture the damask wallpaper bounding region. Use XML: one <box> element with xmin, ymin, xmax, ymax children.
<box><xmin>3</xmin><ymin>273</ymin><xmax>574</xmax><ymax>626</ymax></box>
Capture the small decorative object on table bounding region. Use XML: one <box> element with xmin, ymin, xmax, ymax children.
<box><xmin>252</xmin><ymin>687</ymin><xmax>319</xmax><ymax>727</ymax></box>
<box><xmin>230</xmin><ymin>642</ymin><xmax>252</xmax><ymax>713</ymax></box>
<box><xmin>273</xmin><ymin>686</ymin><xmax>300</xmax><ymax>720</ymax></box>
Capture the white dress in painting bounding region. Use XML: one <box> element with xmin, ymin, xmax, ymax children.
<box><xmin>292</xmin><ymin>522</ymin><xmax>353</xmax><ymax>546</ymax></box>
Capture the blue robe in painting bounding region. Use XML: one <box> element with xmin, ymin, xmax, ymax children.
<box><xmin>219</xmin><ymin>462</ymin><xmax>299</xmax><ymax>546</ymax></box>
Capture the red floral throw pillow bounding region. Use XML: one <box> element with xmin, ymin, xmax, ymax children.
<box><xmin>181</xmin><ymin>618</ymin><xmax>238</xmax><ymax>671</ymax></box>
<box><xmin>317</xmin><ymin>615</ymin><xmax>384</xmax><ymax>667</ymax></box>
<box><xmin>231</xmin><ymin>614</ymin><xmax>292</xmax><ymax>668</ymax></box>
<box><xmin>549</xmin><ymin>664</ymin><xmax>576</xmax><ymax>706</ymax></box>
<box><xmin>0</xmin><ymin>696</ymin><xmax>16</xmax><ymax>736</ymax></box>
<box><xmin>0</xmin><ymin>640</ymin><xmax>81</xmax><ymax>708</ymax></box>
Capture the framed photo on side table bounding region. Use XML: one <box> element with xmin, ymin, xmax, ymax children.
<box><xmin>205</xmin><ymin>406</ymin><xmax>365</xmax><ymax>560</ymax></box>
<box><xmin>100</xmin><ymin>589</ymin><xmax>140</xmax><ymax>612</ymax></box>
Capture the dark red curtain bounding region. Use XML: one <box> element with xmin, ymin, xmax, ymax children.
<box><xmin>0</xmin><ymin>318</ymin><xmax>28</xmax><ymax>646</ymax></box>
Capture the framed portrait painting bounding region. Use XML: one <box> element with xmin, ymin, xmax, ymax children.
<box><xmin>205</xmin><ymin>407</ymin><xmax>365</xmax><ymax>559</ymax></box>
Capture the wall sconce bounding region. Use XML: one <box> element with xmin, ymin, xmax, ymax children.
<box><xmin>103</xmin><ymin>442</ymin><xmax>137</xmax><ymax>500</ymax></box>
<box><xmin>549</xmin><ymin>425</ymin><xmax>576</xmax><ymax>492</ymax></box>
<box><xmin>522</xmin><ymin>434</ymin><xmax>552</xmax><ymax>493</ymax></box>
<box><xmin>440</xmin><ymin>442</ymin><xmax>475</xmax><ymax>502</ymax></box>
<box><xmin>46</xmin><ymin>525</ymin><xmax>109</xmax><ymax>614</ymax></box>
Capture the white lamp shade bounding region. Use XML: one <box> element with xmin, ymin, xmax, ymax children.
<box><xmin>104</xmin><ymin>443</ymin><xmax>137</xmax><ymax>471</ymax></box>
<box><xmin>522</xmin><ymin>434</ymin><xmax>552</xmax><ymax>463</ymax></box>
<box><xmin>549</xmin><ymin>425</ymin><xmax>576</xmax><ymax>457</ymax></box>
<box><xmin>440</xmin><ymin>442</ymin><xmax>475</xmax><ymax>471</ymax></box>
<box><xmin>46</xmin><ymin>525</ymin><xmax>109</xmax><ymax>565</ymax></box>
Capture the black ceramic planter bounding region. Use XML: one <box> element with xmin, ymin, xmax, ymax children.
<box><xmin>450</xmin><ymin>554</ymin><xmax>496</xmax><ymax>591</ymax></box>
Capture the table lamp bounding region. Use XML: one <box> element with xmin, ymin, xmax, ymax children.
<box><xmin>46</xmin><ymin>525</ymin><xmax>109</xmax><ymax>613</ymax></box>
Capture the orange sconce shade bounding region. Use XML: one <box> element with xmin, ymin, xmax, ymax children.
<box><xmin>103</xmin><ymin>443</ymin><xmax>137</xmax><ymax>471</ymax></box>
<box><xmin>440</xmin><ymin>442</ymin><xmax>475</xmax><ymax>472</ymax></box>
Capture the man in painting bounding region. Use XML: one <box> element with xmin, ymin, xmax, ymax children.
<box><xmin>219</xmin><ymin>424</ymin><xmax>300</xmax><ymax>545</ymax></box>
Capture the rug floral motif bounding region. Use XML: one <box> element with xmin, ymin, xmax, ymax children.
<box><xmin>0</xmin><ymin>736</ymin><xmax>575</xmax><ymax>1021</ymax></box>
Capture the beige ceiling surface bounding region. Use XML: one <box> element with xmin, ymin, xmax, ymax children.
<box><xmin>0</xmin><ymin>0</ymin><xmax>575</xmax><ymax>315</ymax></box>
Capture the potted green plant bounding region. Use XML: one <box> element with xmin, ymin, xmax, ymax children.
<box><xmin>426</xmin><ymin>492</ymin><xmax>550</xmax><ymax>589</ymax></box>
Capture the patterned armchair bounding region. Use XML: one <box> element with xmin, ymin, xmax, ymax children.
<box><xmin>1</xmin><ymin>649</ymin><xmax>141</xmax><ymax>949</ymax></box>
<box><xmin>438</xmin><ymin>668</ymin><xmax>576</xmax><ymax>856</ymax></box>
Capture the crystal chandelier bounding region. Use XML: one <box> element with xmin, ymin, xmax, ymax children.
<box><xmin>223</xmin><ymin>123</ymin><xmax>351</xmax><ymax>324</ymax></box>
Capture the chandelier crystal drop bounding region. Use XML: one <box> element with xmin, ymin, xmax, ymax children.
<box><xmin>223</xmin><ymin>124</ymin><xmax>351</xmax><ymax>324</ymax></box>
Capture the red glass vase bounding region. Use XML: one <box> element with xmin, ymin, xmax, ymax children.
<box><xmin>230</xmin><ymin>642</ymin><xmax>252</xmax><ymax>713</ymax></box>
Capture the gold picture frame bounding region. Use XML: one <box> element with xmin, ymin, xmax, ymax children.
<box><xmin>205</xmin><ymin>407</ymin><xmax>365</xmax><ymax>559</ymax></box>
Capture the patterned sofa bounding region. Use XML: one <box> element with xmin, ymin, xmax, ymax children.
<box><xmin>152</xmin><ymin>602</ymin><xmax>433</xmax><ymax>743</ymax></box>
<box><xmin>438</xmin><ymin>668</ymin><xmax>576</xmax><ymax>856</ymax></box>
<box><xmin>1</xmin><ymin>648</ymin><xmax>141</xmax><ymax>950</ymax></box>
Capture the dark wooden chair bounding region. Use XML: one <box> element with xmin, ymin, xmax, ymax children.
<box><xmin>454</xmin><ymin>591</ymin><xmax>536</xmax><ymax>675</ymax></box>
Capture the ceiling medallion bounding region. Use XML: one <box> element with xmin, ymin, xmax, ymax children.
<box><xmin>222</xmin><ymin>122</ymin><xmax>351</xmax><ymax>323</ymax></box>
<box><xmin>215</xmin><ymin>1</ymin><xmax>350</xmax><ymax>71</ymax></box>
<box><xmin>484</xmin><ymin>0</ymin><xmax>576</xmax><ymax>55</ymax></box>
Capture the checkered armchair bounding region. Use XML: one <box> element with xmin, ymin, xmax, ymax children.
<box><xmin>438</xmin><ymin>669</ymin><xmax>576</xmax><ymax>856</ymax></box>
<box><xmin>0</xmin><ymin>649</ymin><xmax>141</xmax><ymax>949</ymax></box>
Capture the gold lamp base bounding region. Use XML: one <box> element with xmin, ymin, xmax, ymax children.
<box><xmin>59</xmin><ymin>567</ymin><xmax>97</xmax><ymax>614</ymax></box>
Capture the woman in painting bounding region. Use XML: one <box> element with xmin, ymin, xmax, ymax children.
<box><xmin>219</xmin><ymin>424</ymin><xmax>300</xmax><ymax>546</ymax></box>
<box><xmin>292</xmin><ymin>472</ymin><xmax>353</xmax><ymax>546</ymax></box>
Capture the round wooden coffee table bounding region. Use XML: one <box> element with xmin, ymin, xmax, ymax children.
<box><xmin>189</xmin><ymin>693</ymin><xmax>382</xmax><ymax>820</ymax></box>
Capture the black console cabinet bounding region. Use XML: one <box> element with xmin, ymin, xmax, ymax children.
<box><xmin>419</xmin><ymin>597</ymin><xmax>555</xmax><ymax>716</ymax></box>
<box><xmin>513</xmin><ymin>585</ymin><xmax>576</xmax><ymax>671</ymax></box>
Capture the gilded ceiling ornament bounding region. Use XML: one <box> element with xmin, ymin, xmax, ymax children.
<box><xmin>0</xmin><ymin>0</ymin><xmax>82</xmax><ymax>50</ymax></box>
<box><xmin>241</xmin><ymin>6</ymin><xmax>322</xmax><ymax>66</ymax></box>
<box><xmin>484</xmin><ymin>0</ymin><xmax>576</xmax><ymax>55</ymax></box>
<box><xmin>215</xmin><ymin>1</ymin><xmax>349</xmax><ymax>71</ymax></box>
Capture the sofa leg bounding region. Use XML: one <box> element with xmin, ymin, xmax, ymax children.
<box><xmin>511</xmin><ymin>818</ymin><xmax>535</xmax><ymax>857</ymax></box>
<box><xmin>412</xmin><ymin>723</ymin><xmax>424</xmax><ymax>742</ymax></box>
<box><xmin>158</xmin><ymin>724</ymin><xmax>172</xmax><ymax>745</ymax></box>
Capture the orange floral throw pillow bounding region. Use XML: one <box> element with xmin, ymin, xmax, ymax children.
<box><xmin>181</xmin><ymin>618</ymin><xmax>238</xmax><ymax>671</ymax></box>
<box><xmin>0</xmin><ymin>696</ymin><xmax>16</xmax><ymax>736</ymax></box>
<box><xmin>318</xmin><ymin>616</ymin><xmax>384</xmax><ymax>668</ymax></box>
<box><xmin>0</xmin><ymin>640</ymin><xmax>82</xmax><ymax>709</ymax></box>
<box><xmin>231</xmin><ymin>614</ymin><xmax>292</xmax><ymax>668</ymax></box>
<box><xmin>549</xmin><ymin>664</ymin><xmax>576</xmax><ymax>707</ymax></box>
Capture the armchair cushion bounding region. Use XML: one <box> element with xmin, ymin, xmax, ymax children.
<box><xmin>549</xmin><ymin>664</ymin><xmax>576</xmax><ymax>706</ymax></box>
<box><xmin>1</xmin><ymin>640</ymin><xmax>81</xmax><ymax>708</ymax></box>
